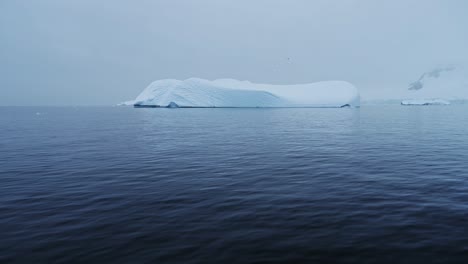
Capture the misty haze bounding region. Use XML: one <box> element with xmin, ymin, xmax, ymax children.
<box><xmin>1</xmin><ymin>1</ymin><xmax>468</xmax><ymax>263</ymax></box>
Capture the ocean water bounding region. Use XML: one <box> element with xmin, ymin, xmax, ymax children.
<box><xmin>1</xmin><ymin>106</ymin><xmax>468</xmax><ymax>263</ymax></box>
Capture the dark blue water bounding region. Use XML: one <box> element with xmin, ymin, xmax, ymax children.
<box><xmin>1</xmin><ymin>106</ymin><xmax>468</xmax><ymax>263</ymax></box>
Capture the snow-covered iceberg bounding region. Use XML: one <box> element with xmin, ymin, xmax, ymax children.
<box><xmin>132</xmin><ymin>78</ymin><xmax>360</xmax><ymax>108</ymax></box>
<box><xmin>401</xmin><ymin>99</ymin><xmax>450</xmax><ymax>106</ymax></box>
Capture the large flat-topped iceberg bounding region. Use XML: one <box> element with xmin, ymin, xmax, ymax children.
<box><xmin>133</xmin><ymin>78</ymin><xmax>360</xmax><ymax>108</ymax></box>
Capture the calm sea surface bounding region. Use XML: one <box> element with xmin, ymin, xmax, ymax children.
<box><xmin>1</xmin><ymin>106</ymin><xmax>468</xmax><ymax>263</ymax></box>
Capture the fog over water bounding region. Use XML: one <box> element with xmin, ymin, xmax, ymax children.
<box><xmin>1</xmin><ymin>0</ymin><xmax>467</xmax><ymax>105</ymax></box>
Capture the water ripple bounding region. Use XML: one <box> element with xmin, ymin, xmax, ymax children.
<box><xmin>1</xmin><ymin>106</ymin><xmax>468</xmax><ymax>263</ymax></box>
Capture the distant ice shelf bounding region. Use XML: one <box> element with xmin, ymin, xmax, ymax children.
<box><xmin>401</xmin><ymin>99</ymin><xmax>451</xmax><ymax>106</ymax></box>
<box><xmin>129</xmin><ymin>78</ymin><xmax>360</xmax><ymax>108</ymax></box>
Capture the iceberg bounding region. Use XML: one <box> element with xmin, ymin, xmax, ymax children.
<box><xmin>117</xmin><ymin>100</ymin><xmax>136</xmax><ymax>106</ymax></box>
<box><xmin>132</xmin><ymin>78</ymin><xmax>360</xmax><ymax>108</ymax></box>
<box><xmin>401</xmin><ymin>99</ymin><xmax>450</xmax><ymax>106</ymax></box>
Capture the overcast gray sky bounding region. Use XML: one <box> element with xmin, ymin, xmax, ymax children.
<box><xmin>1</xmin><ymin>0</ymin><xmax>467</xmax><ymax>105</ymax></box>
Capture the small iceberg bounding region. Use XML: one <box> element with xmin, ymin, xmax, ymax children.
<box><xmin>401</xmin><ymin>99</ymin><xmax>450</xmax><ymax>106</ymax></box>
<box><xmin>131</xmin><ymin>78</ymin><xmax>360</xmax><ymax>108</ymax></box>
<box><xmin>117</xmin><ymin>100</ymin><xmax>136</xmax><ymax>106</ymax></box>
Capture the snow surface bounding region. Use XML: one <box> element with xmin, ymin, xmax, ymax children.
<box><xmin>401</xmin><ymin>99</ymin><xmax>450</xmax><ymax>106</ymax></box>
<box><xmin>132</xmin><ymin>78</ymin><xmax>360</xmax><ymax>108</ymax></box>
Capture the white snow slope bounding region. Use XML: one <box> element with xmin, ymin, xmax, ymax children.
<box><xmin>132</xmin><ymin>78</ymin><xmax>360</xmax><ymax>108</ymax></box>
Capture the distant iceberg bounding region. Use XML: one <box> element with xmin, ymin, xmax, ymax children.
<box><xmin>401</xmin><ymin>99</ymin><xmax>450</xmax><ymax>106</ymax></box>
<box><xmin>117</xmin><ymin>100</ymin><xmax>136</xmax><ymax>106</ymax></box>
<box><xmin>131</xmin><ymin>78</ymin><xmax>360</xmax><ymax>108</ymax></box>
